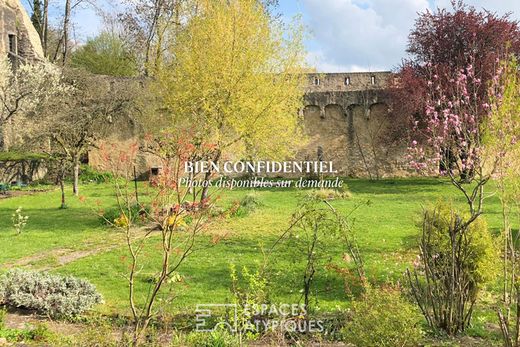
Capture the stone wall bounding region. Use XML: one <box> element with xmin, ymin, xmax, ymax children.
<box><xmin>304</xmin><ymin>71</ymin><xmax>392</xmax><ymax>92</ymax></box>
<box><xmin>87</xmin><ymin>71</ymin><xmax>412</xmax><ymax>179</ymax></box>
<box><xmin>297</xmin><ymin>72</ymin><xmax>411</xmax><ymax>178</ymax></box>
<box><xmin>0</xmin><ymin>2</ymin><xmax>413</xmax><ymax>180</ymax></box>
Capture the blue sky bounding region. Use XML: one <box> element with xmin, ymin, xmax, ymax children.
<box><xmin>22</xmin><ymin>0</ymin><xmax>520</xmax><ymax>72</ymax></box>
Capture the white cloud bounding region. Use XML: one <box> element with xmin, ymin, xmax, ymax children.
<box><xmin>302</xmin><ymin>0</ymin><xmax>520</xmax><ymax>72</ymax></box>
<box><xmin>302</xmin><ymin>0</ymin><xmax>429</xmax><ymax>72</ymax></box>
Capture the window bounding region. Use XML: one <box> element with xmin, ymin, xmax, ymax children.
<box><xmin>313</xmin><ymin>77</ymin><xmax>320</xmax><ymax>86</ymax></box>
<box><xmin>8</xmin><ymin>34</ymin><xmax>17</xmax><ymax>54</ymax></box>
<box><xmin>344</xmin><ymin>77</ymin><xmax>351</xmax><ymax>86</ymax></box>
<box><xmin>371</xmin><ymin>75</ymin><xmax>376</xmax><ymax>85</ymax></box>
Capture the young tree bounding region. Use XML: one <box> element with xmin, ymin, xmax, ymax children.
<box><xmin>156</xmin><ymin>0</ymin><xmax>307</xmax><ymax>201</ymax></box>
<box><xmin>287</xmin><ymin>198</ymin><xmax>364</xmax><ymax>313</ymax></box>
<box><xmin>406</xmin><ymin>51</ymin><xmax>520</xmax><ymax>339</ymax></box>
<box><xmin>483</xmin><ymin>57</ymin><xmax>520</xmax><ymax>345</ymax></box>
<box><xmin>71</xmin><ymin>32</ymin><xmax>138</xmax><ymax>77</ymax></box>
<box><xmin>97</xmin><ymin>131</ymin><xmax>214</xmax><ymax>346</ymax></box>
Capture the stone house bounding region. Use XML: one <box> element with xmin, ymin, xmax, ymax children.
<box><xmin>0</xmin><ymin>0</ymin><xmax>44</xmax><ymax>65</ymax></box>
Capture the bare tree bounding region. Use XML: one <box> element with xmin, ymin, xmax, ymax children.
<box><xmin>97</xmin><ymin>130</ymin><xmax>215</xmax><ymax>346</ymax></box>
<box><xmin>117</xmin><ymin>0</ymin><xmax>195</xmax><ymax>75</ymax></box>
<box><xmin>43</xmin><ymin>0</ymin><xmax>49</xmax><ymax>55</ymax></box>
<box><xmin>41</xmin><ymin>69</ymin><xmax>138</xmax><ymax>196</ymax></box>
<box><xmin>351</xmin><ymin>78</ymin><xmax>389</xmax><ymax>180</ymax></box>
<box><xmin>62</xmin><ymin>0</ymin><xmax>71</xmax><ymax>64</ymax></box>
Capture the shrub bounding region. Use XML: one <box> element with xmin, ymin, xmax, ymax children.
<box><xmin>79</xmin><ymin>164</ymin><xmax>114</xmax><ymax>184</ymax></box>
<box><xmin>0</xmin><ymin>269</ymin><xmax>102</xmax><ymax>318</ymax></box>
<box><xmin>306</xmin><ymin>188</ymin><xmax>352</xmax><ymax>201</ymax></box>
<box><xmin>183</xmin><ymin>328</ymin><xmax>240</xmax><ymax>347</ymax></box>
<box><xmin>101</xmin><ymin>203</ymin><xmax>147</xmax><ymax>227</ymax></box>
<box><xmin>407</xmin><ymin>201</ymin><xmax>497</xmax><ymax>334</ymax></box>
<box><xmin>0</xmin><ymin>323</ymin><xmax>54</xmax><ymax>343</ymax></box>
<box><xmin>342</xmin><ymin>286</ymin><xmax>423</xmax><ymax>347</ymax></box>
<box><xmin>231</xmin><ymin>192</ymin><xmax>262</xmax><ymax>217</ymax></box>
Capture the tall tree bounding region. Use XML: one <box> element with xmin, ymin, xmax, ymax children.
<box><xmin>156</xmin><ymin>0</ymin><xmax>307</xmax><ymax>201</ymax></box>
<box><xmin>30</xmin><ymin>0</ymin><xmax>43</xmax><ymax>39</ymax></box>
<box><xmin>392</xmin><ymin>0</ymin><xmax>520</xmax><ymax>176</ymax></box>
<box><xmin>71</xmin><ymin>32</ymin><xmax>138</xmax><ymax>77</ymax></box>
<box><xmin>42</xmin><ymin>69</ymin><xmax>138</xmax><ymax>196</ymax></box>
<box><xmin>42</xmin><ymin>0</ymin><xmax>49</xmax><ymax>56</ymax></box>
<box><xmin>117</xmin><ymin>0</ymin><xmax>197</xmax><ymax>75</ymax></box>
<box><xmin>62</xmin><ymin>0</ymin><xmax>71</xmax><ymax>64</ymax></box>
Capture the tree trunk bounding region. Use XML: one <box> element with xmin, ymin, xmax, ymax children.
<box><xmin>59</xmin><ymin>174</ymin><xmax>66</xmax><ymax>209</ymax></box>
<box><xmin>200</xmin><ymin>150</ymin><xmax>220</xmax><ymax>203</ymax></box>
<box><xmin>73</xmin><ymin>159</ymin><xmax>79</xmax><ymax>196</ymax></box>
<box><xmin>62</xmin><ymin>0</ymin><xmax>71</xmax><ymax>64</ymax></box>
<box><xmin>43</xmin><ymin>0</ymin><xmax>49</xmax><ymax>56</ymax></box>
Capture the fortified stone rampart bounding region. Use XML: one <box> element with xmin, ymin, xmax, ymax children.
<box><xmin>87</xmin><ymin>71</ymin><xmax>412</xmax><ymax>179</ymax></box>
<box><xmin>298</xmin><ymin>72</ymin><xmax>410</xmax><ymax>178</ymax></box>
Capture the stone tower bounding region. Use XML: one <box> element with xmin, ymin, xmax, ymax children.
<box><xmin>0</xmin><ymin>0</ymin><xmax>44</xmax><ymax>65</ymax></box>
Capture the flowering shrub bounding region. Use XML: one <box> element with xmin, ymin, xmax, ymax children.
<box><xmin>11</xmin><ymin>207</ymin><xmax>28</xmax><ymax>235</ymax></box>
<box><xmin>0</xmin><ymin>269</ymin><xmax>102</xmax><ymax>318</ymax></box>
<box><xmin>408</xmin><ymin>62</ymin><xmax>490</xmax><ymax>176</ymax></box>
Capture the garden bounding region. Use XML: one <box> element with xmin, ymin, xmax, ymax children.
<box><xmin>2</xmin><ymin>0</ymin><xmax>520</xmax><ymax>346</ymax></box>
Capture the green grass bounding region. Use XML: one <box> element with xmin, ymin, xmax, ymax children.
<box><xmin>0</xmin><ymin>178</ymin><xmax>508</xmax><ymax>339</ymax></box>
<box><xmin>0</xmin><ymin>151</ymin><xmax>48</xmax><ymax>162</ymax></box>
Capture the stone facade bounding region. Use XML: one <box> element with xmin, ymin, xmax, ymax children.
<box><xmin>0</xmin><ymin>0</ymin><xmax>44</xmax><ymax>65</ymax></box>
<box><xmin>298</xmin><ymin>72</ymin><xmax>410</xmax><ymax>178</ymax></box>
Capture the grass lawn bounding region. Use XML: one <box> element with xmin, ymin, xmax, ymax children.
<box><xmin>0</xmin><ymin>178</ymin><xmax>507</xmax><ymax>340</ymax></box>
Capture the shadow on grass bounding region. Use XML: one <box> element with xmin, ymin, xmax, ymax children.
<box><xmin>0</xmin><ymin>206</ymin><xmax>103</xmax><ymax>233</ymax></box>
<box><xmin>346</xmin><ymin>178</ymin><xmax>450</xmax><ymax>195</ymax></box>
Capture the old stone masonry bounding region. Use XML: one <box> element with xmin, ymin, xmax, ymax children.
<box><xmin>1</xmin><ymin>0</ymin><xmax>411</xmax><ymax>180</ymax></box>
<box><xmin>0</xmin><ymin>0</ymin><xmax>44</xmax><ymax>64</ymax></box>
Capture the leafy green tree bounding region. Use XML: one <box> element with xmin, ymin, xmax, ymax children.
<box><xmin>156</xmin><ymin>0</ymin><xmax>307</xmax><ymax>200</ymax></box>
<box><xmin>71</xmin><ymin>32</ymin><xmax>138</xmax><ymax>77</ymax></box>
